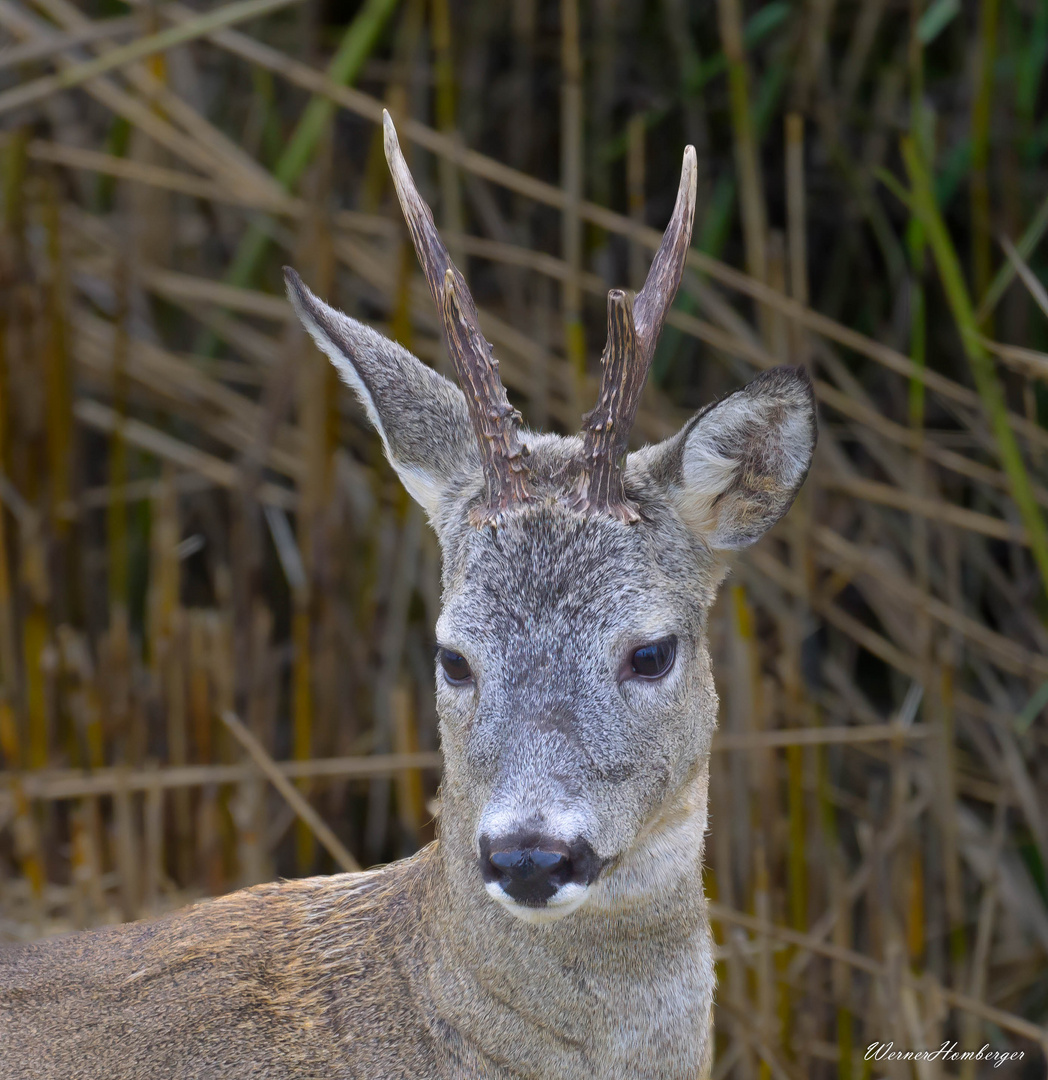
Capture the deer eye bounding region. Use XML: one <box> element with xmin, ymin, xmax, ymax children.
<box><xmin>629</xmin><ymin>637</ymin><xmax>677</xmax><ymax>680</ymax></box>
<box><xmin>438</xmin><ymin>647</ymin><xmax>473</xmax><ymax>685</ymax></box>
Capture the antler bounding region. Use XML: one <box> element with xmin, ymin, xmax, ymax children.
<box><xmin>383</xmin><ymin>110</ymin><xmax>532</xmax><ymax>528</ymax></box>
<box><xmin>571</xmin><ymin>146</ymin><xmax>697</xmax><ymax>523</ymax></box>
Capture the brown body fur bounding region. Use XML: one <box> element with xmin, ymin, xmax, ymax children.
<box><xmin>1</xmin><ymin>852</ymin><xmax>439</xmax><ymax>1079</ymax></box>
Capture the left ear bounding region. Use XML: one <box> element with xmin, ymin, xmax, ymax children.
<box><xmin>285</xmin><ymin>269</ymin><xmax>480</xmax><ymax>524</ymax></box>
<box><xmin>635</xmin><ymin>366</ymin><xmax>817</xmax><ymax>549</ymax></box>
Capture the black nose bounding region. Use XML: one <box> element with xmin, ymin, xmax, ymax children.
<box><xmin>479</xmin><ymin>834</ymin><xmax>603</xmax><ymax>905</ymax></box>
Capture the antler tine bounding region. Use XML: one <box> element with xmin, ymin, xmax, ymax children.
<box><xmin>569</xmin><ymin>290</ymin><xmax>639</xmax><ymax>522</ymax></box>
<box><xmin>572</xmin><ymin>146</ymin><xmax>697</xmax><ymax>523</ymax></box>
<box><xmin>382</xmin><ymin>110</ymin><xmax>532</xmax><ymax>526</ymax></box>
<box><xmin>634</xmin><ymin>145</ymin><xmax>698</xmax><ymax>355</ymax></box>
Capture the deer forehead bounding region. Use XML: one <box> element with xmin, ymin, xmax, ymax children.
<box><xmin>436</xmin><ymin>498</ymin><xmax>716</xmax><ymax>657</ymax></box>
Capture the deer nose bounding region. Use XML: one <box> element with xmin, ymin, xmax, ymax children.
<box><xmin>479</xmin><ymin>835</ymin><xmax>602</xmax><ymax>905</ymax></box>
<box><xmin>484</xmin><ymin>843</ymin><xmax>570</xmax><ymax>904</ymax></box>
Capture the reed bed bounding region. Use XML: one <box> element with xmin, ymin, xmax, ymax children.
<box><xmin>0</xmin><ymin>0</ymin><xmax>1046</xmax><ymax>1075</ymax></box>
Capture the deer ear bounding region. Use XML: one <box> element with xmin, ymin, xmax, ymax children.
<box><xmin>285</xmin><ymin>269</ymin><xmax>479</xmax><ymax>520</ymax></box>
<box><xmin>641</xmin><ymin>366</ymin><xmax>817</xmax><ymax>550</ymax></box>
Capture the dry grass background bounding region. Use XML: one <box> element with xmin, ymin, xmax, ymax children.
<box><xmin>0</xmin><ymin>0</ymin><xmax>1047</xmax><ymax>1075</ymax></box>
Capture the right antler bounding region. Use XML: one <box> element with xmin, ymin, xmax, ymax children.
<box><xmin>383</xmin><ymin>111</ymin><xmax>533</xmax><ymax>528</ymax></box>
<box><xmin>571</xmin><ymin>146</ymin><xmax>697</xmax><ymax>523</ymax></box>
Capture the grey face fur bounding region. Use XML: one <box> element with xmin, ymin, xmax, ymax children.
<box><xmin>287</xmin><ymin>271</ymin><xmax>816</xmax><ymax>925</ymax></box>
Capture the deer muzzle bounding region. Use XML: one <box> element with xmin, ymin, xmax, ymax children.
<box><xmin>478</xmin><ymin>832</ymin><xmax>605</xmax><ymax>916</ymax></box>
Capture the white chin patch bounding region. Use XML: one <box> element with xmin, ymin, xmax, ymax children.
<box><xmin>484</xmin><ymin>881</ymin><xmax>590</xmax><ymax>924</ymax></box>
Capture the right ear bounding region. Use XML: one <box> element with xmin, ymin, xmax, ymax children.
<box><xmin>285</xmin><ymin>269</ymin><xmax>480</xmax><ymax>520</ymax></box>
<box><xmin>634</xmin><ymin>365</ymin><xmax>817</xmax><ymax>550</ymax></box>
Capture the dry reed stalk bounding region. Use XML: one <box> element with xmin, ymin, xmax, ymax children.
<box><xmin>148</xmin><ymin>470</ymin><xmax>178</xmax><ymax>679</ymax></box>
<box><xmin>0</xmin><ymin>2</ymin><xmax>253</xmax><ymax>189</ymax></box>
<box><xmin>221</xmin><ymin>709</ymin><xmax>360</xmax><ymax>873</ymax></box>
<box><xmin>167</xmin><ymin>612</ymin><xmax>194</xmax><ymax>886</ymax></box>
<box><xmin>782</xmin><ymin>127</ymin><xmax>813</xmax><ymax>986</ymax></box>
<box><xmin>626</xmin><ymin>112</ymin><xmax>646</xmax><ymax>292</ymax></box>
<box><xmin>106</xmin><ymin>248</ymin><xmax>129</xmax><ymax>619</ymax></box>
<box><xmin>245</xmin><ymin>604</ymin><xmax>277</xmax><ymax>882</ymax></box>
<box><xmin>0</xmin><ymin>12</ymin><xmax>140</xmax><ymax>72</ymax></box>
<box><xmin>40</xmin><ymin>177</ymin><xmax>72</xmax><ymax>542</ymax></box>
<box><xmin>390</xmin><ymin>683</ymin><xmax>424</xmax><ymax>847</ymax></box>
<box><xmin>290</xmin><ymin>578</ymin><xmax>313</xmax><ymax>871</ymax></box>
<box><xmin>142</xmin><ymin>765</ymin><xmax>163</xmax><ymax>915</ymax></box>
<box><xmin>114</xmin><ymin>768</ymin><xmax>142</xmax><ymax>921</ymax></box>
<box><xmin>969</xmin><ymin>0</ymin><xmax>1000</xmax><ymax>332</ymax></box>
<box><xmin>38</xmin><ymin>15</ymin><xmax>1011</xmax><ymax>473</ymax></box>
<box><xmin>958</xmin><ymin>797</ymin><xmax>1006</xmax><ymax>1079</ymax></box>
<box><xmin>716</xmin><ymin>0</ymin><xmax>768</xmax><ymax>341</ymax></box>
<box><xmin>106</xmin><ymin>0</ymin><xmax>1035</xmax><ymax>436</ymax></box>
<box><xmin>900</xmin><ymin>139</ymin><xmax>1048</xmax><ymax>596</ymax></box>
<box><xmin>0</xmin><ymin>136</ymin><xmax>22</xmax><ymax>728</ymax></box>
<box><xmin>710</xmin><ymin>901</ymin><xmax>1047</xmax><ymax>1045</ymax></box>
<box><xmin>37</xmin><ymin>0</ymin><xmax>290</xmax><ymax>201</ymax></box>
<box><xmin>753</xmin><ymin>838</ymin><xmax>774</xmax><ymax>1079</ymax></box>
<box><xmin>784</xmin><ymin>112</ymin><xmax>808</xmax><ymax>366</ymax></box>
<box><xmin>0</xmin><ymin>0</ymin><xmax>308</xmax><ymax>117</ymax></box>
<box><xmin>430</xmin><ymin>0</ymin><xmax>463</xmax><ymax>268</ymax></box>
<box><xmin>58</xmin><ymin>628</ymin><xmax>107</xmax><ymax>923</ymax></box>
<box><xmin>290</xmin><ymin>190</ymin><xmax>337</xmax><ymax>873</ymax></box>
<box><xmin>198</xmin><ymin>0</ymin><xmax>401</xmax><ymax>338</ymax></box>
<box><xmin>2</xmin><ymin>751</ymin><xmax>445</xmax><ymax>801</ymax></box>
<box><xmin>765</xmin><ymin>231</ymin><xmax>789</xmax><ymax>363</ymax></box>
<box><xmin>68</xmin><ymin>797</ymin><xmax>104</xmax><ymax>927</ymax></box>
<box><xmin>365</xmin><ymin>504</ymin><xmax>423</xmax><ymax>859</ymax></box>
<box><xmin>0</xmin><ymin>699</ymin><xmax>43</xmax><ymax>915</ymax></box>
<box><xmin>75</xmin><ymin>399</ymin><xmax>297</xmax><ymax>511</ymax></box>
<box><xmin>559</xmin><ymin>0</ymin><xmax>585</xmax><ymax>412</ymax></box>
<box><xmin>25</xmin><ymin>139</ymin><xmax>317</xmax><ymax>222</ymax></box>
<box><xmin>145</xmin><ymin>467</ymin><xmax>185</xmax><ymax>885</ymax></box>
<box><xmin>188</xmin><ymin>615</ymin><xmax>213</xmax><ymax>772</ymax></box>
<box><xmin>19</xmin><ymin>486</ymin><xmax>48</xmax><ymax>781</ymax></box>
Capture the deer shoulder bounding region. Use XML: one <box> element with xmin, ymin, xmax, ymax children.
<box><xmin>0</xmin><ymin>848</ymin><xmax>444</xmax><ymax>1079</ymax></box>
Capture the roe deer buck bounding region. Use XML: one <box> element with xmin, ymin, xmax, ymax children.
<box><xmin>0</xmin><ymin>112</ymin><xmax>815</xmax><ymax>1079</ymax></box>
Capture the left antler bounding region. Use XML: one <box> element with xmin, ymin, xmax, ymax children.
<box><xmin>383</xmin><ymin>110</ymin><xmax>533</xmax><ymax>528</ymax></box>
<box><xmin>571</xmin><ymin>146</ymin><xmax>697</xmax><ymax>522</ymax></box>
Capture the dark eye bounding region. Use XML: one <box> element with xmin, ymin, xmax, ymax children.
<box><xmin>629</xmin><ymin>637</ymin><xmax>677</xmax><ymax>680</ymax></box>
<box><xmin>438</xmin><ymin>647</ymin><xmax>473</xmax><ymax>685</ymax></box>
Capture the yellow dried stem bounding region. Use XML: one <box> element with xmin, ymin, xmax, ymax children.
<box><xmin>560</xmin><ymin>0</ymin><xmax>586</xmax><ymax>410</ymax></box>
<box><xmin>41</xmin><ymin>178</ymin><xmax>72</xmax><ymax>538</ymax></box>
<box><xmin>0</xmin><ymin>697</ymin><xmax>44</xmax><ymax>903</ymax></box>
<box><xmin>292</xmin><ymin>603</ymin><xmax>314</xmax><ymax>872</ymax></box>
<box><xmin>391</xmin><ymin>683</ymin><xmax>424</xmax><ymax>846</ymax></box>
<box><xmin>107</xmin><ymin>259</ymin><xmax>129</xmax><ymax>617</ymax></box>
<box><xmin>430</xmin><ymin>0</ymin><xmax>464</xmax><ymax>269</ymax></box>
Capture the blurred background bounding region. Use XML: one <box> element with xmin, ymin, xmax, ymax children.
<box><xmin>0</xmin><ymin>0</ymin><xmax>1047</xmax><ymax>1074</ymax></box>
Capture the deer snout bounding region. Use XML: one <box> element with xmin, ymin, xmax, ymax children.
<box><xmin>479</xmin><ymin>833</ymin><xmax>603</xmax><ymax>907</ymax></box>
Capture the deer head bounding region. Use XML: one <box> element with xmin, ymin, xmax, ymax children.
<box><xmin>286</xmin><ymin>112</ymin><xmax>815</xmax><ymax>926</ymax></box>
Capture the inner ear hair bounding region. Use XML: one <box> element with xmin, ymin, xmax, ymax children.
<box><xmin>667</xmin><ymin>366</ymin><xmax>817</xmax><ymax>551</ymax></box>
<box><xmin>285</xmin><ymin>268</ymin><xmax>479</xmax><ymax>521</ymax></box>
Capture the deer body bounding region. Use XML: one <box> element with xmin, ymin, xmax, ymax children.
<box><xmin>2</xmin><ymin>836</ymin><xmax>711</xmax><ymax>1080</ymax></box>
<box><xmin>0</xmin><ymin>113</ymin><xmax>815</xmax><ymax>1079</ymax></box>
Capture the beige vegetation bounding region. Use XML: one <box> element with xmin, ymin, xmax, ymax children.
<box><xmin>0</xmin><ymin>0</ymin><xmax>1047</xmax><ymax>1076</ymax></box>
